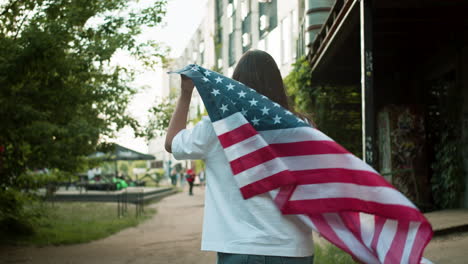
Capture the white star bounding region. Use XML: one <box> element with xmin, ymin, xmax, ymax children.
<box><xmin>285</xmin><ymin>110</ymin><xmax>293</xmax><ymax>115</ymax></box>
<box><xmin>273</xmin><ymin>102</ymin><xmax>280</xmax><ymax>108</ymax></box>
<box><xmin>261</xmin><ymin>95</ymin><xmax>268</xmax><ymax>99</ymax></box>
<box><xmin>202</xmin><ymin>77</ymin><xmax>210</xmax><ymax>82</ymax></box>
<box><xmin>204</xmin><ymin>70</ymin><xmax>211</xmax><ymax>76</ymax></box>
<box><xmin>251</xmin><ymin>117</ymin><xmax>260</xmax><ymax>126</ymax></box>
<box><xmin>249</xmin><ymin>88</ymin><xmax>255</xmax><ymax>92</ymax></box>
<box><xmin>297</xmin><ymin>117</ymin><xmax>305</xmax><ymax>123</ymax></box>
<box><xmin>211</xmin><ymin>89</ymin><xmax>220</xmax><ymax>96</ymax></box>
<box><xmin>191</xmin><ymin>65</ymin><xmax>199</xmax><ymax>71</ymax></box>
<box><xmin>230</xmin><ymin>99</ymin><xmax>236</xmax><ymax>105</ymax></box>
<box><xmin>215</xmin><ymin>76</ymin><xmax>223</xmax><ymax>83</ymax></box>
<box><xmin>248</xmin><ymin>98</ymin><xmax>258</xmax><ymax>106</ymax></box>
<box><xmin>226</xmin><ymin>83</ymin><xmax>235</xmax><ymax>90</ymax></box>
<box><xmin>238</xmin><ymin>91</ymin><xmax>246</xmax><ymax>98</ymax></box>
<box><xmin>273</xmin><ymin>115</ymin><xmax>282</xmax><ymax>124</ymax></box>
<box><xmin>241</xmin><ymin>108</ymin><xmax>248</xmax><ymax>116</ymax></box>
<box><xmin>260</xmin><ymin>106</ymin><xmax>270</xmax><ymax>115</ymax></box>
<box><xmin>220</xmin><ymin>104</ymin><xmax>228</xmax><ymax>113</ymax></box>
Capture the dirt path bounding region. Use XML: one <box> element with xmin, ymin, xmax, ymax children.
<box><xmin>0</xmin><ymin>186</ymin><xmax>216</xmax><ymax>264</ymax></box>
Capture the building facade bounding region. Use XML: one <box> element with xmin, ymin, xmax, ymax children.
<box><xmin>214</xmin><ymin>0</ymin><xmax>306</xmax><ymax>77</ymax></box>
<box><xmin>149</xmin><ymin>0</ymin><xmax>329</xmax><ymax>178</ymax></box>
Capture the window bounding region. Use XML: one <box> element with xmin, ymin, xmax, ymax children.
<box><xmin>281</xmin><ymin>16</ymin><xmax>291</xmax><ymax>64</ymax></box>
<box><xmin>258</xmin><ymin>0</ymin><xmax>277</xmax><ymax>37</ymax></box>
<box><xmin>229</xmin><ymin>33</ymin><xmax>235</xmax><ymax>66</ymax></box>
<box><xmin>242</xmin><ymin>33</ymin><xmax>251</xmax><ymax>49</ymax></box>
<box><xmin>241</xmin><ymin>0</ymin><xmax>250</xmax><ymax>20</ymax></box>
<box><xmin>151</xmin><ymin>161</ymin><xmax>163</xmax><ymax>169</ymax></box>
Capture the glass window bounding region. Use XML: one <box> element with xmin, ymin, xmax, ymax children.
<box><xmin>281</xmin><ymin>16</ymin><xmax>291</xmax><ymax>64</ymax></box>
<box><xmin>229</xmin><ymin>33</ymin><xmax>235</xmax><ymax>66</ymax></box>
<box><xmin>241</xmin><ymin>0</ymin><xmax>251</xmax><ymax>20</ymax></box>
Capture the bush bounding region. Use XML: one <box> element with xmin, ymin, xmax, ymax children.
<box><xmin>0</xmin><ymin>188</ymin><xmax>40</xmax><ymax>236</ymax></box>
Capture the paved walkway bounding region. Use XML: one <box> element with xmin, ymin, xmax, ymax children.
<box><xmin>1</xmin><ymin>185</ymin><xmax>468</xmax><ymax>264</ymax></box>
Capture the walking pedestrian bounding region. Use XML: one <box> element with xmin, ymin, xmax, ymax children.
<box><xmin>185</xmin><ymin>169</ymin><xmax>195</xmax><ymax>195</ymax></box>
<box><xmin>165</xmin><ymin>50</ymin><xmax>314</xmax><ymax>263</ymax></box>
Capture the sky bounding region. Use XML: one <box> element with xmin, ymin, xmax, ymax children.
<box><xmin>114</xmin><ymin>0</ymin><xmax>209</xmax><ymax>153</ymax></box>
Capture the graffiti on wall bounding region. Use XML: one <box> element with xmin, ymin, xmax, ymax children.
<box><xmin>378</xmin><ymin>105</ymin><xmax>425</xmax><ymax>203</ymax></box>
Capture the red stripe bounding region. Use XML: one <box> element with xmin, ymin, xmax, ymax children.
<box><xmin>339</xmin><ymin>212</ymin><xmax>363</xmax><ymax>247</ymax></box>
<box><xmin>293</xmin><ymin>169</ymin><xmax>394</xmax><ymax>188</ymax></box>
<box><xmin>230</xmin><ymin>145</ymin><xmax>277</xmax><ymax>175</ymax></box>
<box><xmin>282</xmin><ymin>198</ymin><xmax>428</xmax><ymax>222</ymax></box>
<box><xmin>229</xmin><ymin>141</ymin><xmax>354</xmax><ymax>175</ymax></box>
<box><xmin>239</xmin><ymin>170</ymin><xmax>296</xmax><ymax>199</ymax></box>
<box><xmin>271</xmin><ymin>141</ymin><xmax>350</xmax><ymax>156</ymax></box>
<box><xmin>308</xmin><ymin>215</ymin><xmax>351</xmax><ymax>252</ymax></box>
<box><xmin>371</xmin><ymin>216</ymin><xmax>386</xmax><ymax>256</ymax></box>
<box><xmin>384</xmin><ymin>221</ymin><xmax>409</xmax><ymax>264</ymax></box>
<box><xmin>308</xmin><ymin>214</ymin><xmax>363</xmax><ymax>261</ymax></box>
<box><xmin>239</xmin><ymin>168</ymin><xmax>393</xmax><ymax>199</ymax></box>
<box><xmin>218</xmin><ymin>123</ymin><xmax>257</xmax><ymax>148</ymax></box>
<box><xmin>409</xmin><ymin>222</ymin><xmax>433</xmax><ymax>264</ymax></box>
<box><xmin>274</xmin><ymin>184</ymin><xmax>296</xmax><ymax>212</ymax></box>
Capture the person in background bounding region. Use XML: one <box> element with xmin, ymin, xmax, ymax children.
<box><xmin>185</xmin><ymin>169</ymin><xmax>195</xmax><ymax>195</ymax></box>
<box><xmin>170</xmin><ymin>170</ymin><xmax>177</xmax><ymax>186</ymax></box>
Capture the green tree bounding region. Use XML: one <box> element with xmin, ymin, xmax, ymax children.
<box><xmin>0</xmin><ymin>0</ymin><xmax>167</xmax><ymax>232</ymax></box>
<box><xmin>145</xmin><ymin>95</ymin><xmax>176</xmax><ymax>140</ymax></box>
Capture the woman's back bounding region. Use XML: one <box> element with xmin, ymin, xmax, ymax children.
<box><xmin>171</xmin><ymin>116</ymin><xmax>314</xmax><ymax>256</ymax></box>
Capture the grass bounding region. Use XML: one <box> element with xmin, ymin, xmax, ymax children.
<box><xmin>314</xmin><ymin>242</ymin><xmax>358</xmax><ymax>264</ymax></box>
<box><xmin>1</xmin><ymin>202</ymin><xmax>156</xmax><ymax>246</ymax></box>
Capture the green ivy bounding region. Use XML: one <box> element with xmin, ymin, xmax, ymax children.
<box><xmin>284</xmin><ymin>56</ymin><xmax>314</xmax><ymax>114</ymax></box>
<box><xmin>431</xmin><ymin>129</ymin><xmax>464</xmax><ymax>209</ymax></box>
<box><xmin>284</xmin><ymin>57</ymin><xmax>362</xmax><ymax>157</ymax></box>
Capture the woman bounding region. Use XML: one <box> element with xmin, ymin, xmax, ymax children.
<box><xmin>165</xmin><ymin>50</ymin><xmax>314</xmax><ymax>264</ymax></box>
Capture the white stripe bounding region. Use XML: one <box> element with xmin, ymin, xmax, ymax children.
<box><xmin>420</xmin><ymin>258</ymin><xmax>434</xmax><ymax>264</ymax></box>
<box><xmin>259</xmin><ymin>126</ymin><xmax>333</xmax><ymax>143</ymax></box>
<box><xmin>376</xmin><ymin>219</ymin><xmax>398</xmax><ymax>263</ymax></box>
<box><xmin>268</xmin><ymin>188</ymin><xmax>280</xmax><ymax>199</ymax></box>
<box><xmin>297</xmin><ymin>215</ymin><xmax>318</xmax><ymax>231</ymax></box>
<box><xmin>235</xmin><ymin>157</ymin><xmax>288</xmax><ymax>187</ymax></box>
<box><xmin>290</xmin><ymin>183</ymin><xmax>416</xmax><ymax>209</ymax></box>
<box><xmin>400</xmin><ymin>222</ymin><xmax>421</xmax><ymax>264</ymax></box>
<box><xmin>324</xmin><ymin>213</ymin><xmax>380</xmax><ymax>264</ymax></box>
<box><xmin>212</xmin><ymin>112</ymin><xmax>248</xmax><ymax>135</ymax></box>
<box><xmin>224</xmin><ymin>134</ymin><xmax>268</xmax><ymax>161</ymax></box>
<box><xmin>225</xmin><ymin>127</ymin><xmax>338</xmax><ymax>161</ymax></box>
<box><xmin>234</xmin><ymin>153</ymin><xmax>378</xmax><ymax>188</ymax></box>
<box><xmin>360</xmin><ymin>212</ymin><xmax>375</xmax><ymax>249</ymax></box>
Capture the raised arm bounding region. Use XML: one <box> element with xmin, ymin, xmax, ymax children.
<box><xmin>164</xmin><ymin>75</ymin><xmax>194</xmax><ymax>153</ymax></box>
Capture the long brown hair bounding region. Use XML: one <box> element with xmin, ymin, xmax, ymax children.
<box><xmin>232</xmin><ymin>50</ymin><xmax>314</xmax><ymax>126</ymax></box>
<box><xmin>232</xmin><ymin>50</ymin><xmax>290</xmax><ymax>110</ymax></box>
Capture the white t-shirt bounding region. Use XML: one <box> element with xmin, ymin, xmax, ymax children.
<box><xmin>172</xmin><ymin>116</ymin><xmax>314</xmax><ymax>257</ymax></box>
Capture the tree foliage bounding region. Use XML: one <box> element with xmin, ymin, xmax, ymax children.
<box><xmin>145</xmin><ymin>95</ymin><xmax>176</xmax><ymax>140</ymax></box>
<box><xmin>285</xmin><ymin>56</ymin><xmax>362</xmax><ymax>157</ymax></box>
<box><xmin>0</xmin><ymin>0</ymin><xmax>167</xmax><ymax>232</ymax></box>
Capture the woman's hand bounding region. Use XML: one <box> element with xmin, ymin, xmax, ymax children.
<box><xmin>181</xmin><ymin>75</ymin><xmax>194</xmax><ymax>94</ymax></box>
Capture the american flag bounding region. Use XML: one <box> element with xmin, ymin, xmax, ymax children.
<box><xmin>170</xmin><ymin>64</ymin><xmax>433</xmax><ymax>264</ymax></box>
